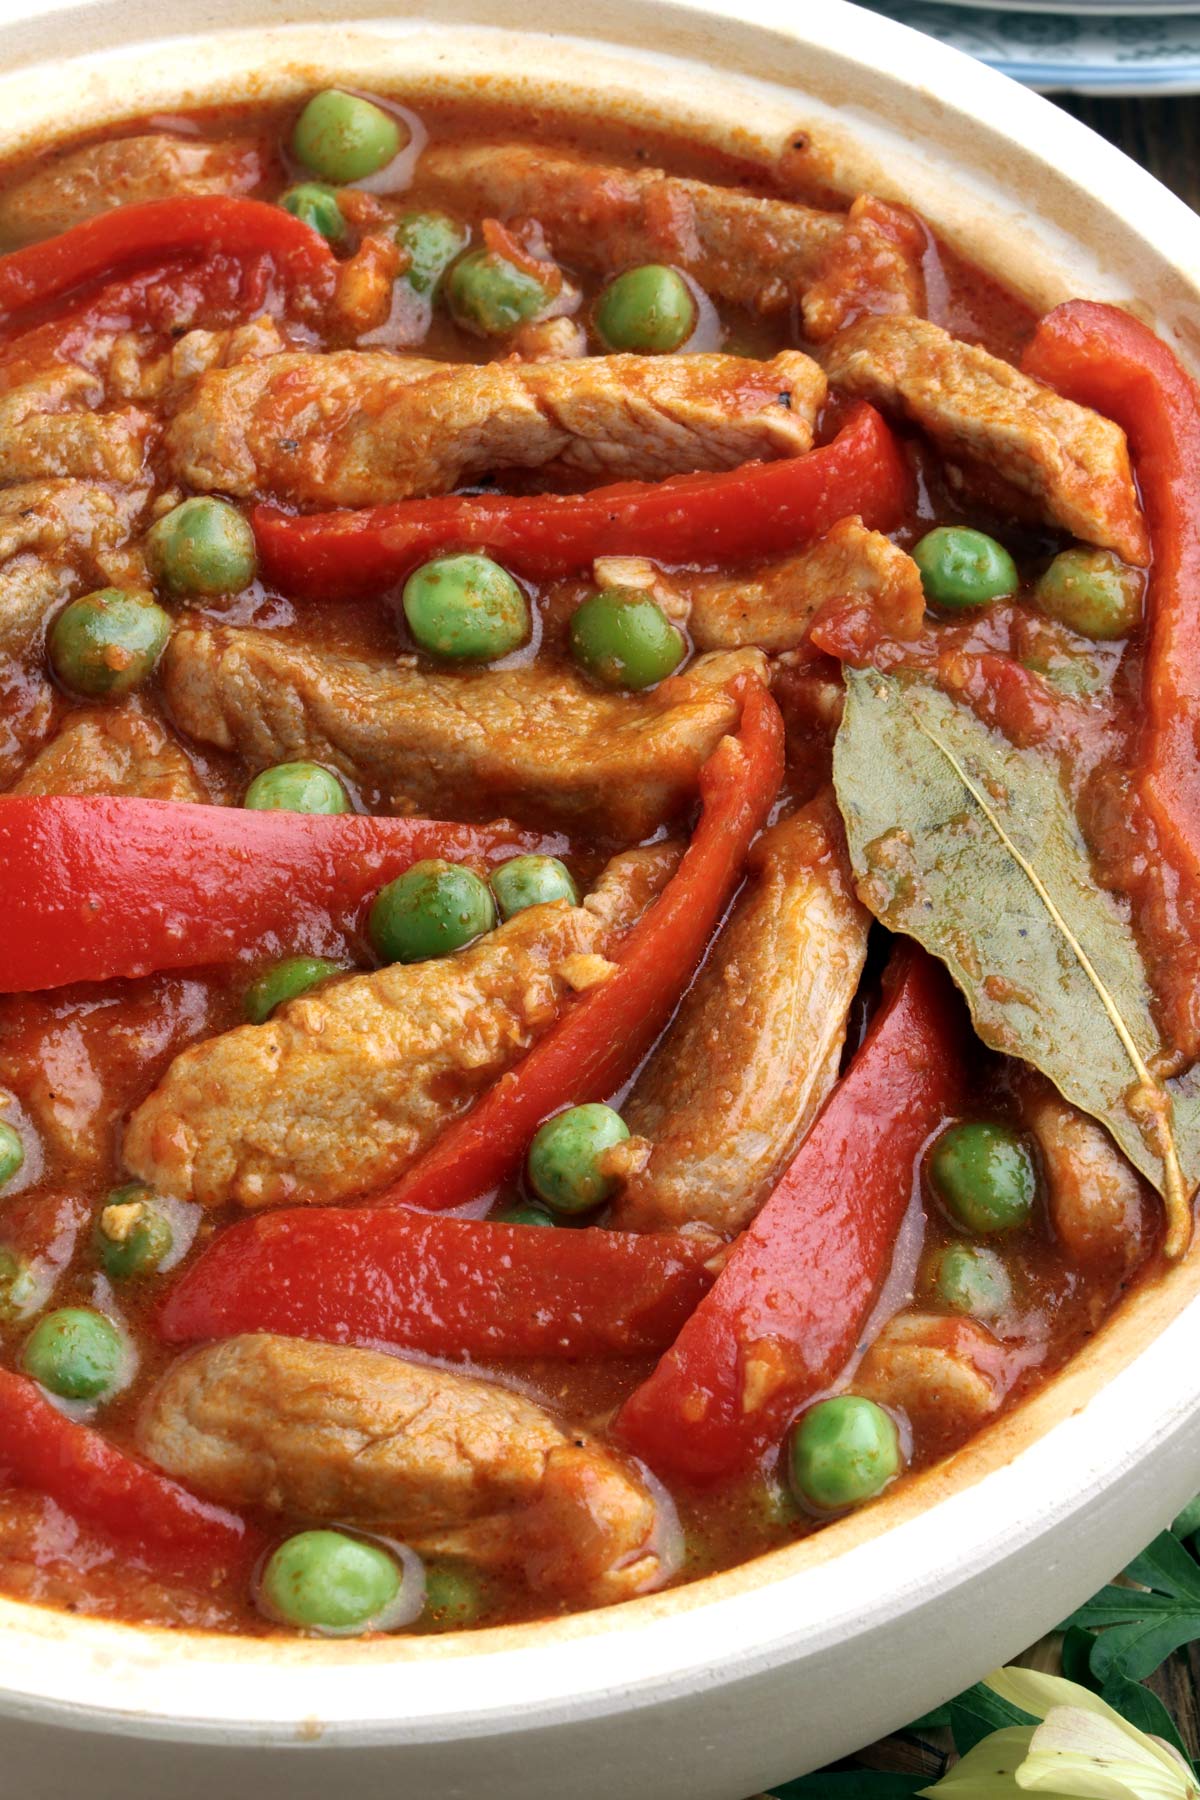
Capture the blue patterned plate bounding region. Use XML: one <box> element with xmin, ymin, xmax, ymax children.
<box><xmin>928</xmin><ymin>0</ymin><xmax>1200</xmax><ymax>12</ymax></box>
<box><xmin>862</xmin><ymin>0</ymin><xmax>1200</xmax><ymax>88</ymax></box>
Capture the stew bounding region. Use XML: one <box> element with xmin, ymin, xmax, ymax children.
<box><xmin>0</xmin><ymin>84</ymin><xmax>1191</xmax><ymax>1641</ymax></box>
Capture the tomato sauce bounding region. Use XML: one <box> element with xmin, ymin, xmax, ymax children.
<box><xmin>0</xmin><ymin>89</ymin><xmax>1179</xmax><ymax>1641</ymax></box>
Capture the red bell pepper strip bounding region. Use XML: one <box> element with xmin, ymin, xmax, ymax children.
<box><xmin>377</xmin><ymin>676</ymin><xmax>785</xmax><ymax>1213</ymax></box>
<box><xmin>1024</xmin><ymin>302</ymin><xmax>1200</xmax><ymax>932</ymax></box>
<box><xmin>159</xmin><ymin>1208</ymin><xmax>717</xmax><ymax>1359</ymax></box>
<box><xmin>0</xmin><ymin>253</ymin><xmax>298</xmax><ymax>372</ymax></box>
<box><xmin>0</xmin><ymin>1366</ymin><xmax>258</xmax><ymax>1583</ymax></box>
<box><xmin>0</xmin><ymin>796</ymin><xmax>563</xmax><ymax>991</ymax></box>
<box><xmin>253</xmin><ymin>403</ymin><xmax>911</xmax><ymax>595</ymax></box>
<box><xmin>615</xmin><ymin>945</ymin><xmax>969</xmax><ymax>1483</ymax></box>
<box><xmin>0</xmin><ymin>196</ymin><xmax>336</xmax><ymax>326</ymax></box>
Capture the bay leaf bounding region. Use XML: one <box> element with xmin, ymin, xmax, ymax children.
<box><xmin>832</xmin><ymin>666</ymin><xmax>1198</xmax><ymax>1254</ymax></box>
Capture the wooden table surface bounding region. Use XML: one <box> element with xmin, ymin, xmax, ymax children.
<box><xmin>1056</xmin><ymin>94</ymin><xmax>1200</xmax><ymax>210</ymax></box>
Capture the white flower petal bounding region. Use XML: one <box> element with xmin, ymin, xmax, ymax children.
<box><xmin>1016</xmin><ymin>1706</ymin><xmax>1193</xmax><ymax>1799</ymax></box>
<box><xmin>919</xmin><ymin>1726</ymin><xmax>1045</xmax><ymax>1797</ymax></box>
<box><xmin>987</xmin><ymin>1670</ymin><xmax>1189</xmax><ymax>1785</ymax></box>
<box><xmin>1155</xmin><ymin>1739</ymin><xmax>1200</xmax><ymax>1781</ymax></box>
<box><xmin>987</xmin><ymin>1670</ymin><xmax>1117</xmax><ymax>1729</ymax></box>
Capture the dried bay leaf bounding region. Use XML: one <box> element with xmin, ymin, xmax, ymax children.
<box><xmin>832</xmin><ymin>666</ymin><xmax>1197</xmax><ymax>1255</ymax></box>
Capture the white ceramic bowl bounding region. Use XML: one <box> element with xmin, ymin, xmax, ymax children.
<box><xmin>1</xmin><ymin>4</ymin><xmax>1200</xmax><ymax>1795</ymax></box>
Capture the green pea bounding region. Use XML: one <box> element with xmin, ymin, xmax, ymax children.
<box><xmin>95</xmin><ymin>1183</ymin><xmax>173</xmax><ymax>1281</ymax></box>
<box><xmin>423</xmin><ymin>1562</ymin><xmax>485</xmax><ymax>1629</ymax></box>
<box><xmin>527</xmin><ymin>1103</ymin><xmax>630</xmax><ymax>1215</ymax></box>
<box><xmin>244</xmin><ymin>762</ymin><xmax>350</xmax><ymax>814</ymax></box>
<box><xmin>0</xmin><ymin>1249</ymin><xmax>42</xmax><ymax>1324</ymax></box>
<box><xmin>490</xmin><ymin>856</ymin><xmax>579</xmax><ymax>921</ymax></box>
<box><xmin>593</xmin><ymin>264</ymin><xmax>697</xmax><ymax>354</ymax></box>
<box><xmin>402</xmin><ymin>553</ymin><xmax>529</xmax><ymax>662</ymax></box>
<box><xmin>0</xmin><ymin>1122</ymin><xmax>23</xmax><ymax>1188</ymax></box>
<box><xmin>22</xmin><ymin>1307</ymin><xmax>125</xmax><ymax>1402</ymax></box>
<box><xmin>291</xmin><ymin>90</ymin><xmax>401</xmax><ymax>183</ymax></box>
<box><xmin>569</xmin><ymin>589</ymin><xmax>686</xmax><ymax>691</ymax></box>
<box><xmin>369</xmin><ymin>860</ymin><xmax>495</xmax><ymax>965</ymax></box>
<box><xmin>913</xmin><ymin>526</ymin><xmax>1018</xmax><ymax>610</ymax></box>
<box><xmin>48</xmin><ymin>588</ymin><xmax>171</xmax><ymax>699</ymax></box>
<box><xmin>928</xmin><ymin>1120</ymin><xmax>1037</xmax><ymax>1236</ymax></box>
<box><xmin>928</xmin><ymin>1243</ymin><xmax>1012</xmax><ymax>1319</ymax></box>
<box><xmin>1033</xmin><ymin>547</ymin><xmax>1143</xmax><ymax>641</ymax></box>
<box><xmin>445</xmin><ymin>247</ymin><xmax>552</xmax><ymax>338</ymax></box>
<box><xmin>279</xmin><ymin>182</ymin><xmax>347</xmax><ymax>243</ymax></box>
<box><xmin>492</xmin><ymin>1201</ymin><xmax>556</xmax><ymax>1227</ymax></box>
<box><xmin>245</xmin><ymin>955</ymin><xmax>344</xmax><ymax>1024</ymax></box>
<box><xmin>395</xmin><ymin>209</ymin><xmax>470</xmax><ymax>297</ymax></box>
<box><xmin>146</xmin><ymin>497</ymin><xmax>257</xmax><ymax>598</ymax></box>
<box><xmin>260</xmin><ymin>1530</ymin><xmax>401</xmax><ymax>1634</ymax></box>
<box><xmin>787</xmin><ymin>1395</ymin><xmax>902</xmax><ymax>1513</ymax></box>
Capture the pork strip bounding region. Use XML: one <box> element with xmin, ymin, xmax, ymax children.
<box><xmin>105</xmin><ymin>316</ymin><xmax>290</xmax><ymax>411</ymax></box>
<box><xmin>0</xmin><ymin>133</ymin><xmax>264</xmax><ymax>244</ymax></box>
<box><xmin>0</xmin><ymin>556</ymin><xmax>72</xmax><ymax>783</ymax></box>
<box><xmin>610</xmin><ymin>799</ymin><xmax>869</xmax><ymax>1236</ymax></box>
<box><xmin>824</xmin><ymin>315</ymin><xmax>1148</xmax><ymax>564</ymax></box>
<box><xmin>414</xmin><ymin>139</ymin><xmax>843</xmax><ymax>313</ymax></box>
<box><xmin>855</xmin><ymin>1312</ymin><xmax>1014</xmax><ymax>1461</ymax></box>
<box><xmin>679</xmin><ymin>516</ymin><xmax>924</xmax><ymax>649</ymax></box>
<box><xmin>0</xmin><ymin>479</ymin><xmax>148</xmax><ymax>570</ymax></box>
<box><xmin>1019</xmin><ymin>1078</ymin><xmax>1153</xmax><ymax>1274</ymax></box>
<box><xmin>0</xmin><ymin>480</ymin><xmax>154</xmax><ymax>780</ymax></box>
<box><xmin>11</xmin><ymin>703</ymin><xmax>207</xmax><ymax>802</ymax></box>
<box><xmin>165</xmin><ymin>347</ymin><xmax>824</xmax><ymax>505</ymax></box>
<box><xmin>123</xmin><ymin>849</ymin><xmax>669</xmax><ymax>1210</ymax></box>
<box><xmin>163</xmin><ymin>624</ymin><xmax>763</xmax><ymax>836</ymax></box>
<box><xmin>138</xmin><ymin>1334</ymin><xmax>668</xmax><ymax>1603</ymax></box>
<box><xmin>0</xmin><ymin>367</ymin><xmax>155</xmax><ymax>487</ymax></box>
<box><xmin>801</xmin><ymin>196</ymin><xmax>927</xmax><ymax>341</ymax></box>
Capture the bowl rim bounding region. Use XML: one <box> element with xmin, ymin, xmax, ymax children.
<box><xmin>1</xmin><ymin>0</ymin><xmax>1200</xmax><ymax>1744</ymax></box>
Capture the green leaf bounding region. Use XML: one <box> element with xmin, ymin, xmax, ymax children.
<box><xmin>949</xmin><ymin>1682</ymin><xmax>1037</xmax><ymax>1758</ymax></box>
<box><xmin>770</xmin><ymin>1776</ymin><xmax>928</xmax><ymax>1798</ymax></box>
<box><xmin>1172</xmin><ymin>1496</ymin><xmax>1200</xmax><ymax>1544</ymax></box>
<box><xmin>832</xmin><ymin>667</ymin><xmax>1199</xmax><ymax>1252</ymax></box>
<box><xmin>1063</xmin><ymin>1540</ymin><xmax>1200</xmax><ymax>1681</ymax></box>
<box><xmin>1099</xmin><ymin>1672</ymin><xmax>1195</xmax><ymax>1769</ymax></box>
<box><xmin>1060</xmin><ymin>1626</ymin><xmax>1102</xmax><ymax>1690</ymax></box>
<box><xmin>1094</xmin><ymin>1612</ymin><xmax>1200</xmax><ymax>1683</ymax></box>
<box><xmin>1064</xmin><ymin>1589</ymin><xmax>1182</xmax><ymax>1630</ymax></box>
<box><xmin>908</xmin><ymin>1705</ymin><xmax>954</xmax><ymax>1732</ymax></box>
<box><xmin>1127</xmin><ymin>1532</ymin><xmax>1200</xmax><ymax>1603</ymax></box>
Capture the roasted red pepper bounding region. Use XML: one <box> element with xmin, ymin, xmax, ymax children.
<box><xmin>616</xmin><ymin>945</ymin><xmax>968</xmax><ymax>1483</ymax></box>
<box><xmin>0</xmin><ymin>195</ymin><xmax>336</xmax><ymax>327</ymax></box>
<box><xmin>0</xmin><ymin>1366</ymin><xmax>257</xmax><ymax>1582</ymax></box>
<box><xmin>0</xmin><ymin>796</ymin><xmax>561</xmax><ymax>991</ymax></box>
<box><xmin>1024</xmin><ymin>301</ymin><xmax>1200</xmax><ymax>1058</ymax></box>
<box><xmin>159</xmin><ymin>1208</ymin><xmax>717</xmax><ymax>1359</ymax></box>
<box><xmin>254</xmin><ymin>403</ymin><xmax>911</xmax><ymax>595</ymax></box>
<box><xmin>379</xmin><ymin>676</ymin><xmax>785</xmax><ymax>1213</ymax></box>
